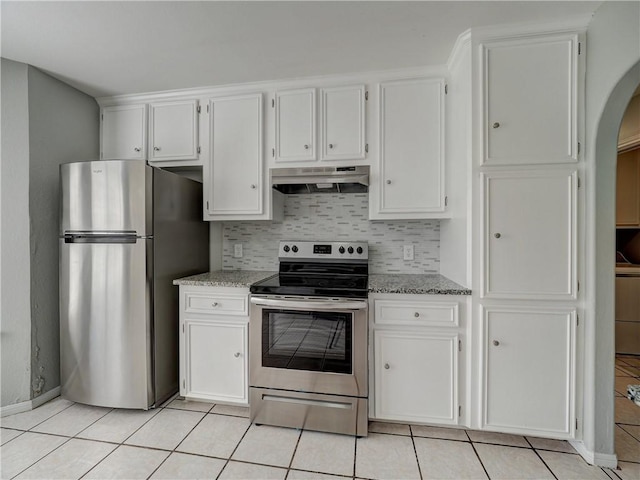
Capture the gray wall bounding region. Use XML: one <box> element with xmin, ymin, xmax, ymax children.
<box><xmin>0</xmin><ymin>59</ymin><xmax>99</xmax><ymax>407</ymax></box>
<box><xmin>26</xmin><ymin>67</ymin><xmax>99</xmax><ymax>399</ymax></box>
<box><xmin>1</xmin><ymin>59</ymin><xmax>33</xmax><ymax>406</ymax></box>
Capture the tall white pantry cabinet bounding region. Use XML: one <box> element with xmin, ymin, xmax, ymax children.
<box><xmin>473</xmin><ymin>30</ymin><xmax>583</xmax><ymax>439</ymax></box>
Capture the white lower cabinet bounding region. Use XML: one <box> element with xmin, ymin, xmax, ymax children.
<box><xmin>371</xmin><ymin>295</ymin><xmax>466</xmax><ymax>426</ymax></box>
<box><xmin>179</xmin><ymin>286</ymin><xmax>249</xmax><ymax>404</ymax></box>
<box><xmin>481</xmin><ymin>305</ymin><xmax>576</xmax><ymax>438</ymax></box>
<box><xmin>375</xmin><ymin>330</ymin><xmax>458</xmax><ymax>424</ymax></box>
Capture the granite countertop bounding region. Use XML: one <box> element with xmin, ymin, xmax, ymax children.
<box><xmin>173</xmin><ymin>270</ymin><xmax>277</xmax><ymax>288</ymax></box>
<box><xmin>368</xmin><ymin>273</ymin><xmax>471</xmax><ymax>295</ymax></box>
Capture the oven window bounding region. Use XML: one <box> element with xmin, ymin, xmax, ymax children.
<box><xmin>262</xmin><ymin>309</ymin><xmax>352</xmax><ymax>374</ymax></box>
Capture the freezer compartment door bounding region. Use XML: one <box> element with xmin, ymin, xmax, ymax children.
<box><xmin>60</xmin><ymin>160</ymin><xmax>152</xmax><ymax>235</ymax></box>
<box><xmin>60</xmin><ymin>238</ymin><xmax>153</xmax><ymax>409</ymax></box>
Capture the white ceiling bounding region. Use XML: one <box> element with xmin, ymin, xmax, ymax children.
<box><xmin>1</xmin><ymin>1</ymin><xmax>602</xmax><ymax>99</ymax></box>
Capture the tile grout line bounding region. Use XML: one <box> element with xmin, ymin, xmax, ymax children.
<box><xmin>283</xmin><ymin>428</ymin><xmax>304</xmax><ymax>479</ymax></box>
<box><xmin>466</xmin><ymin>430</ymin><xmax>491</xmax><ymax>480</ymax></box>
<box><xmin>409</xmin><ymin>425</ymin><xmax>424</xmax><ymax>480</ymax></box>
<box><xmin>352</xmin><ymin>432</ymin><xmax>358</xmax><ymax>479</ymax></box>
<box><xmin>214</xmin><ymin>415</ymin><xmax>253</xmax><ymax>480</ymax></box>
<box><xmin>524</xmin><ymin>437</ymin><xmax>558</xmax><ymax>480</ymax></box>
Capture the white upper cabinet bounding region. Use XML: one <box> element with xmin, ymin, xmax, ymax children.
<box><xmin>371</xmin><ymin>77</ymin><xmax>445</xmax><ymax>219</ymax></box>
<box><xmin>480</xmin><ymin>34</ymin><xmax>579</xmax><ymax>165</ymax></box>
<box><xmin>205</xmin><ymin>93</ymin><xmax>263</xmax><ymax>218</ymax></box>
<box><xmin>482</xmin><ymin>169</ymin><xmax>577</xmax><ymax>300</ymax></box>
<box><xmin>275</xmin><ymin>88</ymin><xmax>316</xmax><ymax>162</ymax></box>
<box><xmin>481</xmin><ymin>305</ymin><xmax>576</xmax><ymax>438</ymax></box>
<box><xmin>320</xmin><ymin>85</ymin><xmax>366</xmax><ymax>161</ymax></box>
<box><xmin>149</xmin><ymin>100</ymin><xmax>199</xmax><ymax>163</ymax></box>
<box><xmin>101</xmin><ymin>104</ymin><xmax>147</xmax><ymax>160</ymax></box>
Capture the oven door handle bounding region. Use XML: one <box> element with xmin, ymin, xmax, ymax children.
<box><xmin>250</xmin><ymin>296</ymin><xmax>368</xmax><ymax>311</ymax></box>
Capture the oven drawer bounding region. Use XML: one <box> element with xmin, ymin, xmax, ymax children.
<box><xmin>184</xmin><ymin>291</ymin><xmax>248</xmax><ymax>316</ymax></box>
<box><xmin>374</xmin><ymin>299</ymin><xmax>459</xmax><ymax>327</ymax></box>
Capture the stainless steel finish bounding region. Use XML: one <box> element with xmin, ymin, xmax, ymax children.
<box><xmin>270</xmin><ymin>165</ymin><xmax>369</xmax><ymax>187</ymax></box>
<box><xmin>60</xmin><ymin>160</ymin><xmax>151</xmax><ymax>235</ymax></box>
<box><xmin>384</xmin><ymin>363</ymin><xmax>390</xmax><ymax>369</ymax></box>
<box><xmin>250</xmin><ymin>388</ymin><xmax>368</xmax><ymax>436</ymax></box>
<box><xmin>60</xmin><ymin>237</ymin><xmax>153</xmax><ymax>409</ymax></box>
<box><xmin>493</xmin><ymin>122</ymin><xmax>500</xmax><ymax>128</ymax></box>
<box><xmin>493</xmin><ymin>340</ymin><xmax>500</xmax><ymax>346</ymax></box>
<box><xmin>249</xmin><ymin>295</ymin><xmax>368</xmax><ymax>398</ymax></box>
<box><xmin>251</xmin><ymin>296</ymin><xmax>367</xmax><ymax>311</ymax></box>
<box><xmin>494</xmin><ymin>233</ymin><xmax>501</xmax><ymax>238</ymax></box>
<box><xmin>278</xmin><ymin>240</ymin><xmax>368</xmax><ymax>261</ymax></box>
<box><xmin>60</xmin><ymin>160</ymin><xmax>209</xmax><ymax>410</ymax></box>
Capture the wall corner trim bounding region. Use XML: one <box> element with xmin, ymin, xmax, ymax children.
<box><xmin>569</xmin><ymin>440</ymin><xmax>618</xmax><ymax>468</ymax></box>
<box><xmin>0</xmin><ymin>386</ymin><xmax>61</xmax><ymax>418</ymax></box>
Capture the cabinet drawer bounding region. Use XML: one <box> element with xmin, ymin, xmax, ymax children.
<box><xmin>184</xmin><ymin>292</ymin><xmax>248</xmax><ymax>316</ymax></box>
<box><xmin>374</xmin><ymin>300</ymin><xmax>458</xmax><ymax>327</ymax></box>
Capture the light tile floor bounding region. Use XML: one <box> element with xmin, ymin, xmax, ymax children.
<box><xmin>0</xmin><ymin>358</ymin><xmax>637</xmax><ymax>480</ymax></box>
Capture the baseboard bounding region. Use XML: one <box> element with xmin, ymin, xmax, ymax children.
<box><xmin>569</xmin><ymin>440</ymin><xmax>618</xmax><ymax>468</ymax></box>
<box><xmin>0</xmin><ymin>386</ymin><xmax>61</xmax><ymax>418</ymax></box>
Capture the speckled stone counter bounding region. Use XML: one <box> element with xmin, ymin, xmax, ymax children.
<box><xmin>173</xmin><ymin>270</ymin><xmax>277</xmax><ymax>288</ymax></box>
<box><xmin>368</xmin><ymin>274</ymin><xmax>471</xmax><ymax>295</ymax></box>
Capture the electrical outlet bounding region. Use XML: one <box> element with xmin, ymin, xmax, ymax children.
<box><xmin>403</xmin><ymin>245</ymin><xmax>414</xmax><ymax>261</ymax></box>
<box><xmin>234</xmin><ymin>243</ymin><xmax>243</xmax><ymax>258</ymax></box>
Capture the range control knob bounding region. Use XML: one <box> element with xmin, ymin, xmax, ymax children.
<box><xmin>357</xmin><ymin>246</ymin><xmax>363</xmax><ymax>255</ymax></box>
<box><xmin>348</xmin><ymin>246</ymin><xmax>354</xmax><ymax>254</ymax></box>
<box><xmin>292</xmin><ymin>245</ymin><xmax>298</xmax><ymax>253</ymax></box>
<box><xmin>339</xmin><ymin>246</ymin><xmax>345</xmax><ymax>254</ymax></box>
<box><xmin>283</xmin><ymin>245</ymin><xmax>290</xmax><ymax>252</ymax></box>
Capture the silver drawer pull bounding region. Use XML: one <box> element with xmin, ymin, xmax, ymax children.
<box><xmin>414</xmin><ymin>312</ymin><xmax>420</xmax><ymax>318</ymax></box>
<box><xmin>384</xmin><ymin>363</ymin><xmax>390</xmax><ymax>370</ymax></box>
<box><xmin>211</xmin><ymin>302</ymin><xmax>218</xmax><ymax>307</ymax></box>
<box><xmin>262</xmin><ymin>394</ymin><xmax>352</xmax><ymax>410</ymax></box>
<box><xmin>493</xmin><ymin>340</ymin><xmax>500</xmax><ymax>346</ymax></box>
<box><xmin>234</xmin><ymin>352</ymin><xmax>241</xmax><ymax>358</ymax></box>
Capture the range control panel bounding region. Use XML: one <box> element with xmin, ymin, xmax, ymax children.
<box><xmin>279</xmin><ymin>241</ymin><xmax>368</xmax><ymax>260</ymax></box>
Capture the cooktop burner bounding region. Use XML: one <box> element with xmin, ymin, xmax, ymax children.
<box><xmin>250</xmin><ymin>241</ymin><xmax>369</xmax><ymax>299</ymax></box>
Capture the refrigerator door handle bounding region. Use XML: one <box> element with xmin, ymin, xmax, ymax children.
<box><xmin>63</xmin><ymin>232</ymin><xmax>138</xmax><ymax>244</ymax></box>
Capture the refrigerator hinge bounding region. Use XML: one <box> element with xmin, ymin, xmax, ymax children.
<box><xmin>458</xmin><ymin>339</ymin><xmax>461</xmax><ymax>352</ymax></box>
<box><xmin>445</xmin><ymin>84</ymin><xmax>448</xmax><ymax>95</ymax></box>
<box><xmin>197</xmin><ymin>146</ymin><xmax>201</xmax><ymax>155</ymax></box>
<box><xmin>578</xmin><ymin>42</ymin><xmax>582</xmax><ymax>55</ymax></box>
<box><xmin>459</xmin><ymin>405</ymin><xmax>462</xmax><ymax>417</ymax></box>
<box><xmin>197</xmin><ymin>105</ymin><xmax>201</xmax><ymax>114</ymax></box>
<box><xmin>365</xmin><ymin>144</ymin><xmax>369</xmax><ymax>154</ymax></box>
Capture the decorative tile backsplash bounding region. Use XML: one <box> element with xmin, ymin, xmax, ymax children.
<box><xmin>222</xmin><ymin>193</ymin><xmax>439</xmax><ymax>274</ymax></box>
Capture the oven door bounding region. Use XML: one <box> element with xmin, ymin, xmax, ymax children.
<box><xmin>249</xmin><ymin>296</ymin><xmax>368</xmax><ymax>398</ymax></box>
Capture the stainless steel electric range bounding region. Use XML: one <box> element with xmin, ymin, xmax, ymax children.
<box><xmin>249</xmin><ymin>241</ymin><xmax>369</xmax><ymax>436</ymax></box>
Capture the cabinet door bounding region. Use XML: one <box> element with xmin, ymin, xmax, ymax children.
<box><xmin>182</xmin><ymin>319</ymin><xmax>247</xmax><ymax>403</ymax></box>
<box><xmin>482</xmin><ymin>306</ymin><xmax>576</xmax><ymax>438</ymax></box>
<box><xmin>375</xmin><ymin>78</ymin><xmax>445</xmax><ymax>217</ymax></box>
<box><xmin>275</xmin><ymin>88</ymin><xmax>316</xmax><ymax>162</ymax></box>
<box><xmin>101</xmin><ymin>105</ymin><xmax>147</xmax><ymax>160</ymax></box>
<box><xmin>616</xmin><ymin>149</ymin><xmax>640</xmax><ymax>226</ymax></box>
<box><xmin>207</xmin><ymin>93</ymin><xmax>263</xmax><ymax>216</ymax></box>
<box><xmin>320</xmin><ymin>85</ymin><xmax>366</xmax><ymax>161</ymax></box>
<box><xmin>149</xmin><ymin>100</ymin><xmax>199</xmax><ymax>162</ymax></box>
<box><xmin>374</xmin><ymin>330</ymin><xmax>458</xmax><ymax>425</ymax></box>
<box><xmin>483</xmin><ymin>170</ymin><xmax>577</xmax><ymax>300</ymax></box>
<box><xmin>481</xmin><ymin>34</ymin><xmax>579</xmax><ymax>165</ymax></box>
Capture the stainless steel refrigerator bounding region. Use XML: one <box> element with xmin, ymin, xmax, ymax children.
<box><xmin>59</xmin><ymin>160</ymin><xmax>209</xmax><ymax>409</ymax></box>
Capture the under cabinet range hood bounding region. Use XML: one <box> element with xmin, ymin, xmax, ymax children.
<box><xmin>271</xmin><ymin>166</ymin><xmax>369</xmax><ymax>194</ymax></box>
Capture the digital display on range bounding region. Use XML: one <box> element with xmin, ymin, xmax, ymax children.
<box><xmin>313</xmin><ymin>244</ymin><xmax>332</xmax><ymax>254</ymax></box>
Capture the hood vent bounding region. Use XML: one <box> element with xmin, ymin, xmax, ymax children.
<box><xmin>271</xmin><ymin>166</ymin><xmax>369</xmax><ymax>195</ymax></box>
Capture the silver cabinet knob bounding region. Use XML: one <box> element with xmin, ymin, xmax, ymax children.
<box><xmin>250</xmin><ymin>184</ymin><xmax>256</xmax><ymax>189</ymax></box>
<box><xmin>153</xmin><ymin>146</ymin><xmax>161</xmax><ymax>151</ymax></box>
<box><xmin>384</xmin><ymin>363</ymin><xmax>390</xmax><ymax>370</ymax></box>
<box><xmin>492</xmin><ymin>122</ymin><xmax>500</xmax><ymax>129</ymax></box>
<box><xmin>329</xmin><ymin>143</ymin><xmax>335</xmax><ymax>149</ymax></box>
<box><xmin>234</xmin><ymin>352</ymin><xmax>241</xmax><ymax>358</ymax></box>
<box><xmin>211</xmin><ymin>302</ymin><xmax>218</xmax><ymax>307</ymax></box>
<box><xmin>134</xmin><ymin>147</ymin><xmax>141</xmax><ymax>152</ymax></box>
<box><xmin>386</xmin><ymin>180</ymin><xmax>392</xmax><ymax>185</ymax></box>
<box><xmin>304</xmin><ymin>144</ymin><xmax>309</xmax><ymax>150</ymax></box>
<box><xmin>414</xmin><ymin>312</ymin><xmax>420</xmax><ymax>318</ymax></box>
<box><xmin>493</xmin><ymin>340</ymin><xmax>500</xmax><ymax>346</ymax></box>
<box><xmin>494</xmin><ymin>233</ymin><xmax>501</xmax><ymax>239</ymax></box>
